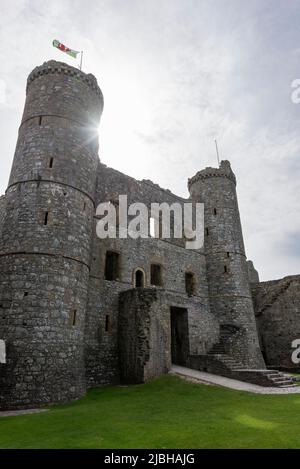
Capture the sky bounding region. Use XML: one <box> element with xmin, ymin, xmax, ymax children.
<box><xmin>0</xmin><ymin>0</ymin><xmax>299</xmax><ymax>281</ymax></box>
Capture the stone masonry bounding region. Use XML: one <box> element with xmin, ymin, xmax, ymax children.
<box><xmin>0</xmin><ymin>61</ymin><xmax>298</xmax><ymax>409</ymax></box>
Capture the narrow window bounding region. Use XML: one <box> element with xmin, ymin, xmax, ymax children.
<box><xmin>224</xmin><ymin>265</ymin><xmax>228</xmax><ymax>273</ymax></box>
<box><xmin>71</xmin><ymin>310</ymin><xmax>77</xmax><ymax>326</ymax></box>
<box><xmin>227</xmin><ymin>252</ymin><xmax>230</xmax><ymax>258</ymax></box>
<box><xmin>49</xmin><ymin>157</ymin><xmax>54</xmax><ymax>168</ymax></box>
<box><xmin>0</xmin><ymin>340</ymin><xmax>6</xmax><ymax>364</ymax></box>
<box><xmin>83</xmin><ymin>201</ymin><xmax>86</xmax><ymax>211</ymax></box>
<box><xmin>151</xmin><ymin>264</ymin><xmax>163</xmax><ymax>286</ymax></box>
<box><xmin>44</xmin><ymin>211</ymin><xmax>49</xmax><ymax>225</ymax></box>
<box><xmin>185</xmin><ymin>272</ymin><xmax>195</xmax><ymax>296</ymax></box>
<box><xmin>23</xmin><ymin>292</ymin><xmax>28</xmax><ymax>298</ymax></box>
<box><xmin>105</xmin><ymin>251</ymin><xmax>120</xmax><ymax>281</ymax></box>
<box><xmin>135</xmin><ymin>269</ymin><xmax>145</xmax><ymax>288</ymax></box>
<box><xmin>213</xmin><ymin>208</ymin><xmax>217</xmax><ymax>215</ymax></box>
<box><xmin>38</xmin><ymin>116</ymin><xmax>42</xmax><ymax>126</ymax></box>
<box><xmin>105</xmin><ymin>315</ymin><xmax>110</xmax><ymax>332</ymax></box>
<box><xmin>205</xmin><ymin>228</ymin><xmax>209</xmax><ymax>236</ymax></box>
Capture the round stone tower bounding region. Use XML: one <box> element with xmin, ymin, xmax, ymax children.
<box><xmin>188</xmin><ymin>160</ymin><xmax>265</xmax><ymax>368</ymax></box>
<box><xmin>0</xmin><ymin>61</ymin><xmax>103</xmax><ymax>409</ymax></box>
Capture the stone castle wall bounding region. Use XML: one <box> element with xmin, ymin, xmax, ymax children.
<box><xmin>84</xmin><ymin>162</ymin><xmax>216</xmax><ymax>387</ymax></box>
<box><xmin>252</xmin><ymin>275</ymin><xmax>300</xmax><ymax>370</ymax></box>
<box><xmin>0</xmin><ymin>61</ymin><xmax>103</xmax><ymax>409</ymax></box>
<box><xmin>0</xmin><ymin>196</ymin><xmax>6</xmax><ymax>237</ymax></box>
<box><xmin>119</xmin><ymin>288</ymin><xmax>171</xmax><ymax>383</ymax></box>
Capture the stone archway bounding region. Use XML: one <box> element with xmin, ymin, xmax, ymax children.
<box><xmin>133</xmin><ymin>268</ymin><xmax>146</xmax><ymax>288</ymax></box>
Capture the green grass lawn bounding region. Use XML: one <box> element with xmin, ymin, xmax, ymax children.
<box><xmin>1</xmin><ymin>375</ymin><xmax>300</xmax><ymax>449</ymax></box>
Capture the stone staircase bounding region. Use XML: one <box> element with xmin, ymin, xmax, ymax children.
<box><xmin>208</xmin><ymin>350</ymin><xmax>243</xmax><ymax>371</ymax></box>
<box><xmin>206</xmin><ymin>349</ymin><xmax>296</xmax><ymax>388</ymax></box>
<box><xmin>256</xmin><ymin>278</ymin><xmax>293</xmax><ymax>316</ymax></box>
<box><xmin>170</xmin><ymin>365</ymin><xmax>300</xmax><ymax>393</ymax></box>
<box><xmin>203</xmin><ymin>325</ymin><xmax>297</xmax><ymax>388</ymax></box>
<box><xmin>263</xmin><ymin>370</ymin><xmax>298</xmax><ymax>388</ymax></box>
<box><xmin>187</xmin><ymin>319</ymin><xmax>298</xmax><ymax>388</ymax></box>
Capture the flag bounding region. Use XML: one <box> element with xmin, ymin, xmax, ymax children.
<box><xmin>52</xmin><ymin>39</ymin><xmax>80</xmax><ymax>59</ymax></box>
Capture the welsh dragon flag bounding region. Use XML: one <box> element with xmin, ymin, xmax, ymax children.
<box><xmin>52</xmin><ymin>39</ymin><xmax>80</xmax><ymax>59</ymax></box>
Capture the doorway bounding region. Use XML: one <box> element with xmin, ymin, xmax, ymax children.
<box><xmin>135</xmin><ymin>269</ymin><xmax>145</xmax><ymax>288</ymax></box>
<box><xmin>170</xmin><ymin>307</ymin><xmax>189</xmax><ymax>366</ymax></box>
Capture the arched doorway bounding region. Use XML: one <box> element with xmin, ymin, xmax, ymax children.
<box><xmin>134</xmin><ymin>269</ymin><xmax>145</xmax><ymax>288</ymax></box>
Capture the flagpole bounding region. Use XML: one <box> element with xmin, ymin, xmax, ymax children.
<box><xmin>79</xmin><ymin>51</ymin><xmax>83</xmax><ymax>71</ymax></box>
<box><xmin>214</xmin><ymin>139</ymin><xmax>220</xmax><ymax>167</ymax></box>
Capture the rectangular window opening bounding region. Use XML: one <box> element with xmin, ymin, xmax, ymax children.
<box><xmin>205</xmin><ymin>228</ymin><xmax>209</xmax><ymax>236</ymax></box>
<box><xmin>105</xmin><ymin>315</ymin><xmax>110</xmax><ymax>332</ymax></box>
<box><xmin>38</xmin><ymin>116</ymin><xmax>42</xmax><ymax>126</ymax></box>
<box><xmin>71</xmin><ymin>310</ymin><xmax>77</xmax><ymax>326</ymax></box>
<box><xmin>185</xmin><ymin>272</ymin><xmax>195</xmax><ymax>296</ymax></box>
<box><xmin>105</xmin><ymin>251</ymin><xmax>120</xmax><ymax>281</ymax></box>
<box><xmin>213</xmin><ymin>208</ymin><xmax>217</xmax><ymax>215</ymax></box>
<box><xmin>227</xmin><ymin>252</ymin><xmax>230</xmax><ymax>258</ymax></box>
<box><xmin>151</xmin><ymin>264</ymin><xmax>163</xmax><ymax>286</ymax></box>
<box><xmin>44</xmin><ymin>211</ymin><xmax>49</xmax><ymax>225</ymax></box>
<box><xmin>49</xmin><ymin>157</ymin><xmax>54</xmax><ymax>168</ymax></box>
<box><xmin>224</xmin><ymin>265</ymin><xmax>228</xmax><ymax>273</ymax></box>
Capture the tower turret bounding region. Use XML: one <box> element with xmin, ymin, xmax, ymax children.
<box><xmin>0</xmin><ymin>61</ymin><xmax>103</xmax><ymax>409</ymax></box>
<box><xmin>188</xmin><ymin>160</ymin><xmax>265</xmax><ymax>368</ymax></box>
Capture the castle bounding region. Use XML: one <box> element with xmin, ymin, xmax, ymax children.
<box><xmin>0</xmin><ymin>61</ymin><xmax>299</xmax><ymax>410</ymax></box>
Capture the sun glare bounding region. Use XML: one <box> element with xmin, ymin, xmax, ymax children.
<box><xmin>95</xmin><ymin>67</ymin><xmax>155</xmax><ymax>175</ymax></box>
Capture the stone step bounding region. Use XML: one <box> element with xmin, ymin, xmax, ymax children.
<box><xmin>271</xmin><ymin>376</ymin><xmax>290</xmax><ymax>382</ymax></box>
<box><xmin>279</xmin><ymin>384</ymin><xmax>298</xmax><ymax>388</ymax></box>
<box><xmin>272</xmin><ymin>380</ymin><xmax>294</xmax><ymax>386</ymax></box>
<box><xmin>264</xmin><ymin>372</ymin><xmax>281</xmax><ymax>377</ymax></box>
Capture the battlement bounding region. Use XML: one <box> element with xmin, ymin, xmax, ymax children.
<box><xmin>188</xmin><ymin>160</ymin><xmax>236</xmax><ymax>190</ymax></box>
<box><xmin>27</xmin><ymin>60</ymin><xmax>102</xmax><ymax>97</ymax></box>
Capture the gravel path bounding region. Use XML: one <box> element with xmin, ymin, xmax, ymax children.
<box><xmin>0</xmin><ymin>408</ymin><xmax>48</xmax><ymax>418</ymax></box>
<box><xmin>170</xmin><ymin>365</ymin><xmax>300</xmax><ymax>394</ymax></box>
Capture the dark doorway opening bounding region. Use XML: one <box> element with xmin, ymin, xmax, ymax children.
<box><xmin>135</xmin><ymin>269</ymin><xmax>145</xmax><ymax>288</ymax></box>
<box><xmin>170</xmin><ymin>307</ymin><xmax>189</xmax><ymax>366</ymax></box>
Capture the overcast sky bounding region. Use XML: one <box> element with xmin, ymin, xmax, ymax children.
<box><xmin>0</xmin><ymin>0</ymin><xmax>299</xmax><ymax>281</ymax></box>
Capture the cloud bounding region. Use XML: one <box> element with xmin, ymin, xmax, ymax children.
<box><xmin>279</xmin><ymin>231</ymin><xmax>300</xmax><ymax>258</ymax></box>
